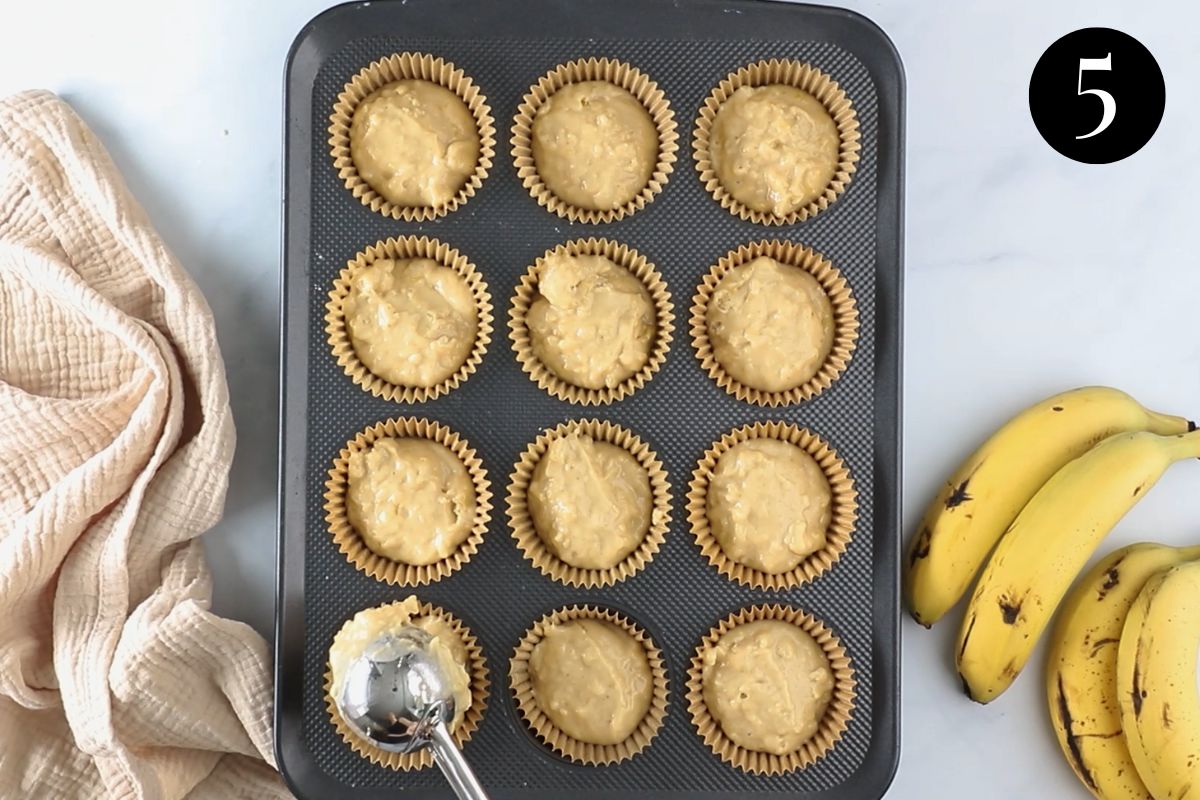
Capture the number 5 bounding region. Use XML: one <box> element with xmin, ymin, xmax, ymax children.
<box><xmin>1076</xmin><ymin>54</ymin><xmax>1115</xmax><ymax>139</ymax></box>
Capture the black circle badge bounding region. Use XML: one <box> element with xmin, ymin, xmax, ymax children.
<box><xmin>1029</xmin><ymin>28</ymin><xmax>1165</xmax><ymax>164</ymax></box>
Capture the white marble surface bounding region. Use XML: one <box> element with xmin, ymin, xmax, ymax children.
<box><xmin>3</xmin><ymin>1</ymin><xmax>1199</xmax><ymax>797</ymax></box>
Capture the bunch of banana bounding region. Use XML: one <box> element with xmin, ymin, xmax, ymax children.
<box><xmin>904</xmin><ymin>386</ymin><xmax>1197</xmax><ymax>698</ymax></box>
<box><xmin>1047</xmin><ymin>543</ymin><xmax>1200</xmax><ymax>799</ymax></box>
<box><xmin>906</xmin><ymin>386</ymin><xmax>1190</xmax><ymax>627</ymax></box>
<box><xmin>1116</xmin><ymin>560</ymin><xmax>1200</xmax><ymax>800</ymax></box>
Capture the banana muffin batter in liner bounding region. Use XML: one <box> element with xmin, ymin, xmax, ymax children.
<box><xmin>510</xmin><ymin>238</ymin><xmax>673</xmax><ymax>405</ymax></box>
<box><xmin>687</xmin><ymin>604</ymin><xmax>855</xmax><ymax>774</ymax></box>
<box><xmin>687</xmin><ymin>421</ymin><xmax>857</xmax><ymax>590</ymax></box>
<box><xmin>694</xmin><ymin>58</ymin><xmax>859</xmax><ymax>225</ymax></box>
<box><xmin>326</xmin><ymin>236</ymin><xmax>493</xmax><ymax>403</ymax></box>
<box><xmin>691</xmin><ymin>239</ymin><xmax>857</xmax><ymax>407</ymax></box>
<box><xmin>512</xmin><ymin>58</ymin><xmax>678</xmax><ymax>223</ymax></box>
<box><xmin>329</xmin><ymin>52</ymin><xmax>495</xmax><ymax>221</ymax></box>
<box><xmin>325</xmin><ymin>597</ymin><xmax>490</xmax><ymax>771</ymax></box>
<box><xmin>510</xmin><ymin>605</ymin><xmax>669</xmax><ymax>765</ymax></box>
<box><xmin>324</xmin><ymin>416</ymin><xmax>492</xmax><ymax>586</ymax></box>
<box><xmin>507</xmin><ymin>418</ymin><xmax>671</xmax><ymax>587</ymax></box>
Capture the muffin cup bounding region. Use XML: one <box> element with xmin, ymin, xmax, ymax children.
<box><xmin>326</xmin><ymin>236</ymin><xmax>494</xmax><ymax>404</ymax></box>
<box><xmin>329</xmin><ymin>52</ymin><xmax>496</xmax><ymax>221</ymax></box>
<box><xmin>693</xmin><ymin>58</ymin><xmax>861</xmax><ymax>225</ymax></box>
<box><xmin>325</xmin><ymin>599</ymin><xmax>490</xmax><ymax>771</ymax></box>
<box><xmin>507</xmin><ymin>418</ymin><xmax>671</xmax><ymax>587</ymax></box>
<box><xmin>324</xmin><ymin>417</ymin><xmax>492</xmax><ymax>586</ymax></box>
<box><xmin>511</xmin><ymin>58</ymin><xmax>678</xmax><ymax>223</ymax></box>
<box><xmin>687</xmin><ymin>421</ymin><xmax>857</xmax><ymax>590</ymax></box>
<box><xmin>510</xmin><ymin>605</ymin><xmax>669</xmax><ymax>765</ymax></box>
<box><xmin>690</xmin><ymin>239</ymin><xmax>858</xmax><ymax>407</ymax></box>
<box><xmin>686</xmin><ymin>604</ymin><xmax>856</xmax><ymax>775</ymax></box>
<box><xmin>510</xmin><ymin>238</ymin><xmax>674</xmax><ymax>405</ymax></box>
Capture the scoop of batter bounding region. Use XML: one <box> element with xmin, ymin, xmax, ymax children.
<box><xmin>329</xmin><ymin>597</ymin><xmax>472</xmax><ymax>730</ymax></box>
<box><xmin>702</xmin><ymin>619</ymin><xmax>834</xmax><ymax>755</ymax></box>
<box><xmin>347</xmin><ymin>437</ymin><xmax>476</xmax><ymax>566</ymax></box>
<box><xmin>529</xmin><ymin>618</ymin><xmax>653</xmax><ymax>744</ymax></box>
<box><xmin>526</xmin><ymin>253</ymin><xmax>655</xmax><ymax>390</ymax></box>
<box><xmin>528</xmin><ymin>433</ymin><xmax>651</xmax><ymax>569</ymax></box>
<box><xmin>710</xmin><ymin>84</ymin><xmax>839</xmax><ymax>216</ymax></box>
<box><xmin>707</xmin><ymin>256</ymin><xmax>834</xmax><ymax>393</ymax></box>
<box><xmin>531</xmin><ymin>81</ymin><xmax>658</xmax><ymax>211</ymax></box>
<box><xmin>350</xmin><ymin>79</ymin><xmax>480</xmax><ymax>208</ymax></box>
<box><xmin>707</xmin><ymin>438</ymin><xmax>831</xmax><ymax>574</ymax></box>
<box><xmin>344</xmin><ymin>257</ymin><xmax>478</xmax><ymax>389</ymax></box>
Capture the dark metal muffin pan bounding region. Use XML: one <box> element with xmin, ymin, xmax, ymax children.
<box><xmin>276</xmin><ymin>0</ymin><xmax>905</xmax><ymax>797</ymax></box>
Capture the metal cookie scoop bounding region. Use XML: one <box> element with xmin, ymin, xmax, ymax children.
<box><xmin>336</xmin><ymin>627</ymin><xmax>490</xmax><ymax>800</ymax></box>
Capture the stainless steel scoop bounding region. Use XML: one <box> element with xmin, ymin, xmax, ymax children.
<box><xmin>335</xmin><ymin>627</ymin><xmax>489</xmax><ymax>800</ymax></box>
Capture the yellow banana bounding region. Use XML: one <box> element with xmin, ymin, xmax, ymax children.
<box><xmin>1118</xmin><ymin>560</ymin><xmax>1200</xmax><ymax>800</ymax></box>
<box><xmin>1047</xmin><ymin>542</ymin><xmax>1200</xmax><ymax>800</ymax></box>
<box><xmin>957</xmin><ymin>428</ymin><xmax>1200</xmax><ymax>703</ymax></box>
<box><xmin>907</xmin><ymin>386</ymin><xmax>1190</xmax><ymax>627</ymax></box>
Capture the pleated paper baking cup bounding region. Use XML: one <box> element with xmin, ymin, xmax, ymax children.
<box><xmin>693</xmin><ymin>59</ymin><xmax>860</xmax><ymax>225</ymax></box>
<box><xmin>691</xmin><ymin>239</ymin><xmax>858</xmax><ymax>407</ymax></box>
<box><xmin>511</xmin><ymin>58</ymin><xmax>678</xmax><ymax>223</ymax></box>
<box><xmin>687</xmin><ymin>421</ymin><xmax>857</xmax><ymax>590</ymax></box>
<box><xmin>686</xmin><ymin>604</ymin><xmax>856</xmax><ymax>774</ymax></box>
<box><xmin>507</xmin><ymin>419</ymin><xmax>671</xmax><ymax>587</ymax></box>
<box><xmin>324</xmin><ymin>417</ymin><xmax>492</xmax><ymax>586</ymax></box>
<box><xmin>509</xmin><ymin>238</ymin><xmax>674</xmax><ymax>405</ymax></box>
<box><xmin>329</xmin><ymin>52</ymin><xmax>496</xmax><ymax>221</ymax></box>
<box><xmin>325</xmin><ymin>236</ymin><xmax>493</xmax><ymax>404</ymax></box>
<box><xmin>510</xmin><ymin>605</ymin><xmax>669</xmax><ymax>765</ymax></box>
<box><xmin>325</xmin><ymin>600</ymin><xmax>490</xmax><ymax>771</ymax></box>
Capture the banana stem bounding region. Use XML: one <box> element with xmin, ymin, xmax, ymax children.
<box><xmin>1165</xmin><ymin>428</ymin><xmax>1200</xmax><ymax>460</ymax></box>
<box><xmin>1145</xmin><ymin>409</ymin><xmax>1196</xmax><ymax>435</ymax></box>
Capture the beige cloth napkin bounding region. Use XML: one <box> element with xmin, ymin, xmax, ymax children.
<box><xmin>0</xmin><ymin>90</ymin><xmax>290</xmax><ymax>799</ymax></box>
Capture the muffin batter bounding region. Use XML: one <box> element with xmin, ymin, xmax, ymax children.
<box><xmin>707</xmin><ymin>438</ymin><xmax>831</xmax><ymax>574</ymax></box>
<box><xmin>531</xmin><ymin>81</ymin><xmax>658</xmax><ymax>211</ymax></box>
<box><xmin>701</xmin><ymin>619</ymin><xmax>834</xmax><ymax>755</ymax></box>
<box><xmin>710</xmin><ymin>84</ymin><xmax>839</xmax><ymax>216</ymax></box>
<box><xmin>707</xmin><ymin>256</ymin><xmax>834</xmax><ymax>393</ymax></box>
<box><xmin>329</xmin><ymin>597</ymin><xmax>472</xmax><ymax>730</ymax></box>
<box><xmin>347</xmin><ymin>437</ymin><xmax>476</xmax><ymax>566</ymax></box>
<box><xmin>526</xmin><ymin>253</ymin><xmax>655</xmax><ymax>390</ymax></box>
<box><xmin>350</xmin><ymin>79</ymin><xmax>481</xmax><ymax>208</ymax></box>
<box><xmin>344</xmin><ymin>257</ymin><xmax>478</xmax><ymax>388</ymax></box>
<box><xmin>529</xmin><ymin>618</ymin><xmax>653</xmax><ymax>745</ymax></box>
<box><xmin>528</xmin><ymin>434</ymin><xmax>652</xmax><ymax>570</ymax></box>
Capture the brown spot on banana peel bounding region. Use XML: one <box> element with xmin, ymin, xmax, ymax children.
<box><xmin>1132</xmin><ymin>483</ymin><xmax>1144</xmax><ymax>497</ymax></box>
<box><xmin>1089</xmin><ymin>637</ymin><xmax>1119</xmax><ymax>658</ymax></box>
<box><xmin>998</xmin><ymin>596</ymin><xmax>1022</xmax><ymax>624</ymax></box>
<box><xmin>1163</xmin><ymin>702</ymin><xmax>1172</xmax><ymax>730</ymax></box>
<box><xmin>908</xmin><ymin>525</ymin><xmax>931</xmax><ymax>569</ymax></box>
<box><xmin>1131</xmin><ymin>663</ymin><xmax>1145</xmax><ymax>718</ymax></box>
<box><xmin>945</xmin><ymin>478</ymin><xmax>973</xmax><ymax>509</ymax></box>
<box><xmin>1098</xmin><ymin>565</ymin><xmax>1122</xmax><ymax>601</ymax></box>
<box><xmin>1056</xmin><ymin>674</ymin><xmax>1099</xmax><ymax>790</ymax></box>
<box><xmin>1052</xmin><ymin>406</ymin><xmax>1064</xmax><ymax>412</ymax></box>
<box><xmin>958</xmin><ymin>613</ymin><xmax>977</xmax><ymax>661</ymax></box>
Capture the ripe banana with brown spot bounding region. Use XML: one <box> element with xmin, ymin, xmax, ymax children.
<box><xmin>1047</xmin><ymin>542</ymin><xmax>1200</xmax><ymax>800</ymax></box>
<box><xmin>1118</xmin><ymin>560</ymin><xmax>1200</xmax><ymax>800</ymax></box>
<box><xmin>957</xmin><ymin>428</ymin><xmax>1200</xmax><ymax>703</ymax></box>
<box><xmin>906</xmin><ymin>386</ymin><xmax>1190</xmax><ymax>628</ymax></box>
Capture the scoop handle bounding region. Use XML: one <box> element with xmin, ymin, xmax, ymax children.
<box><xmin>429</xmin><ymin>720</ymin><xmax>490</xmax><ymax>800</ymax></box>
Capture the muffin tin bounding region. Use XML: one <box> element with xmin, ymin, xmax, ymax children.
<box><xmin>276</xmin><ymin>0</ymin><xmax>904</xmax><ymax>798</ymax></box>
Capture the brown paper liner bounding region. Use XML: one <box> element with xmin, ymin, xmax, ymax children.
<box><xmin>511</xmin><ymin>58</ymin><xmax>678</xmax><ymax>223</ymax></box>
<box><xmin>324</xmin><ymin>417</ymin><xmax>492</xmax><ymax>586</ymax></box>
<box><xmin>690</xmin><ymin>240</ymin><xmax>858</xmax><ymax>407</ymax></box>
<box><xmin>693</xmin><ymin>59</ymin><xmax>861</xmax><ymax>225</ymax></box>
<box><xmin>686</xmin><ymin>604</ymin><xmax>855</xmax><ymax>774</ymax></box>
<box><xmin>509</xmin><ymin>238</ymin><xmax>674</xmax><ymax>405</ymax></box>
<box><xmin>325</xmin><ymin>236</ymin><xmax>494</xmax><ymax>404</ymax></box>
<box><xmin>507</xmin><ymin>419</ymin><xmax>671</xmax><ymax>587</ymax></box>
<box><xmin>510</xmin><ymin>605</ymin><xmax>669</xmax><ymax>765</ymax></box>
<box><xmin>329</xmin><ymin>53</ymin><xmax>496</xmax><ymax>221</ymax></box>
<box><xmin>687</xmin><ymin>421</ymin><xmax>857</xmax><ymax>590</ymax></box>
<box><xmin>325</xmin><ymin>600</ymin><xmax>490</xmax><ymax>771</ymax></box>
